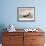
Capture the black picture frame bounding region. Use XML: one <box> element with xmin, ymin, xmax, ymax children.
<box><xmin>17</xmin><ymin>7</ymin><xmax>35</xmax><ymax>22</ymax></box>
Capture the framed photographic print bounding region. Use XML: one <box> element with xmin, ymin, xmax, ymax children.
<box><xmin>17</xmin><ymin>7</ymin><xmax>35</xmax><ymax>22</ymax></box>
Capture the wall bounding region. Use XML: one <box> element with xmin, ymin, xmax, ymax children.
<box><xmin>0</xmin><ymin>0</ymin><xmax>46</xmax><ymax>29</ymax></box>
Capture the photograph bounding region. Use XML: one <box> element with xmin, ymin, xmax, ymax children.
<box><xmin>17</xmin><ymin>7</ymin><xmax>35</xmax><ymax>21</ymax></box>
